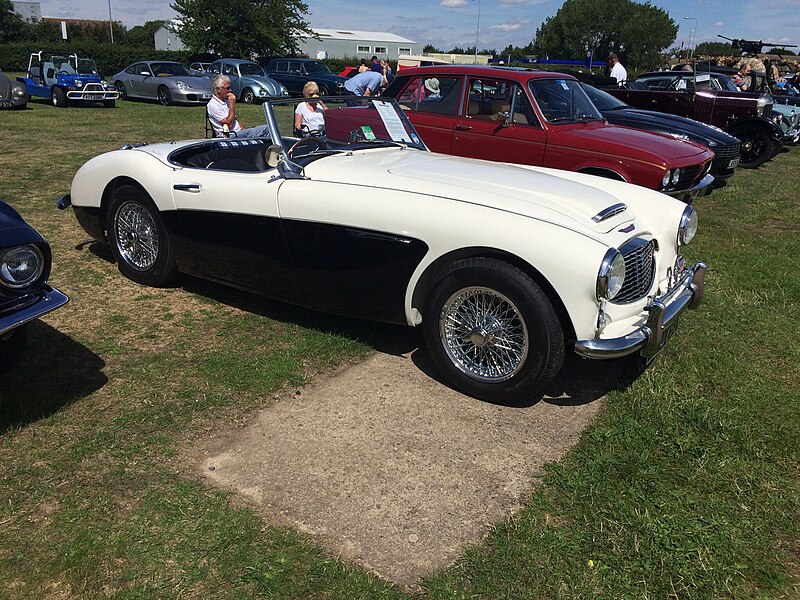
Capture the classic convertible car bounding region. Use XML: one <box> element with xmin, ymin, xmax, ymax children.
<box><xmin>1</xmin><ymin>200</ymin><xmax>68</xmax><ymax>370</ymax></box>
<box><xmin>59</xmin><ymin>97</ymin><xmax>706</xmax><ymax>403</ymax></box>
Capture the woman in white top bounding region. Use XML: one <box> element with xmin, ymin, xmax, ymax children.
<box><xmin>294</xmin><ymin>81</ymin><xmax>326</xmax><ymax>136</ymax></box>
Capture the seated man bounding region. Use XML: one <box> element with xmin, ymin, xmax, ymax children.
<box><xmin>207</xmin><ymin>74</ymin><xmax>271</xmax><ymax>138</ymax></box>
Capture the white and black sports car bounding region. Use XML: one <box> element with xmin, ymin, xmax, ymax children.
<box><xmin>59</xmin><ymin>97</ymin><xmax>706</xmax><ymax>403</ymax></box>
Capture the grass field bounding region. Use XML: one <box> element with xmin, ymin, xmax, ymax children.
<box><xmin>1</xmin><ymin>95</ymin><xmax>799</xmax><ymax>599</ymax></box>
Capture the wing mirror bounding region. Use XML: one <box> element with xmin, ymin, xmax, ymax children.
<box><xmin>266</xmin><ymin>144</ymin><xmax>286</xmax><ymax>168</ymax></box>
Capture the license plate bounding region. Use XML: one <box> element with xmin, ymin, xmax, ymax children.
<box><xmin>200</xmin><ymin>94</ymin><xmax>211</xmax><ymax>99</ymax></box>
<box><xmin>728</xmin><ymin>157</ymin><xmax>740</xmax><ymax>169</ymax></box>
<box><xmin>0</xmin><ymin>99</ymin><xmax>13</xmax><ymax>109</ymax></box>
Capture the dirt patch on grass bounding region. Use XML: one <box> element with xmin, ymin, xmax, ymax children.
<box><xmin>190</xmin><ymin>349</ymin><xmax>614</xmax><ymax>589</ymax></box>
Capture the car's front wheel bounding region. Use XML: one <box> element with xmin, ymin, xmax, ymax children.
<box><xmin>115</xmin><ymin>81</ymin><xmax>127</xmax><ymax>100</ymax></box>
<box><xmin>105</xmin><ymin>185</ymin><xmax>177</xmax><ymax>287</ymax></box>
<box><xmin>732</xmin><ymin>123</ymin><xmax>772</xmax><ymax>168</ymax></box>
<box><xmin>241</xmin><ymin>88</ymin><xmax>256</xmax><ymax>104</ymax></box>
<box><xmin>423</xmin><ymin>257</ymin><xmax>564</xmax><ymax>404</ymax></box>
<box><xmin>51</xmin><ymin>87</ymin><xmax>68</xmax><ymax>107</ymax></box>
<box><xmin>157</xmin><ymin>85</ymin><xmax>172</xmax><ymax>106</ymax></box>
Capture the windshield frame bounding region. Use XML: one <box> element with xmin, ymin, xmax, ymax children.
<box><xmin>579</xmin><ymin>82</ymin><xmax>629</xmax><ymax>111</ymax></box>
<box><xmin>150</xmin><ymin>62</ymin><xmax>192</xmax><ymax>77</ymax></box>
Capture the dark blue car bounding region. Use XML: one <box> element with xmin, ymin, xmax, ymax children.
<box><xmin>0</xmin><ymin>201</ymin><xmax>68</xmax><ymax>370</ymax></box>
<box><xmin>264</xmin><ymin>58</ymin><xmax>348</xmax><ymax>96</ymax></box>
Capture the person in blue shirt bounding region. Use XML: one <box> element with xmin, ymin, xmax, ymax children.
<box><xmin>343</xmin><ymin>70</ymin><xmax>386</xmax><ymax>96</ymax></box>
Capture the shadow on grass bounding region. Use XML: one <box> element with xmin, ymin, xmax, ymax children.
<box><xmin>0</xmin><ymin>321</ymin><xmax>107</xmax><ymax>433</ymax></box>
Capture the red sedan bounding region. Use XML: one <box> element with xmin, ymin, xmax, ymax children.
<box><xmin>383</xmin><ymin>65</ymin><xmax>715</xmax><ymax>201</ymax></box>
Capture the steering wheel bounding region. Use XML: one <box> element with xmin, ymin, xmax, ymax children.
<box><xmin>287</xmin><ymin>136</ymin><xmax>326</xmax><ymax>158</ymax></box>
<box><xmin>58</xmin><ymin>70</ymin><xmax>70</xmax><ymax>75</ymax></box>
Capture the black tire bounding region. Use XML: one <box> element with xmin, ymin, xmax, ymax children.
<box><xmin>423</xmin><ymin>257</ymin><xmax>564</xmax><ymax>404</ymax></box>
<box><xmin>318</xmin><ymin>84</ymin><xmax>329</xmax><ymax>96</ymax></box>
<box><xmin>157</xmin><ymin>85</ymin><xmax>172</xmax><ymax>106</ymax></box>
<box><xmin>0</xmin><ymin>324</ymin><xmax>29</xmax><ymax>373</ymax></box>
<box><xmin>115</xmin><ymin>80</ymin><xmax>127</xmax><ymax>100</ymax></box>
<box><xmin>105</xmin><ymin>184</ymin><xmax>177</xmax><ymax>287</ymax></box>
<box><xmin>103</xmin><ymin>99</ymin><xmax>116</xmax><ymax>108</ymax></box>
<box><xmin>51</xmin><ymin>87</ymin><xmax>67</xmax><ymax>107</ymax></box>
<box><xmin>732</xmin><ymin>123</ymin><xmax>772</xmax><ymax>168</ymax></box>
<box><xmin>241</xmin><ymin>88</ymin><xmax>256</xmax><ymax>104</ymax></box>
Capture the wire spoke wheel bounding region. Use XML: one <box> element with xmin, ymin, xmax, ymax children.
<box><xmin>114</xmin><ymin>201</ymin><xmax>159</xmax><ymax>271</ymax></box>
<box><xmin>439</xmin><ymin>286</ymin><xmax>529</xmax><ymax>383</ymax></box>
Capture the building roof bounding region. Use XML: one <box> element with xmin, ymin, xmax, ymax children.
<box><xmin>305</xmin><ymin>28</ymin><xmax>417</xmax><ymax>44</ymax></box>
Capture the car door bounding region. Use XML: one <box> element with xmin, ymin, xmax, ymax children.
<box><xmin>127</xmin><ymin>63</ymin><xmax>150</xmax><ymax>97</ymax></box>
<box><xmin>286</xmin><ymin>61</ymin><xmax>304</xmax><ymax>94</ymax></box>
<box><xmin>170</xmin><ymin>162</ymin><xmax>297</xmax><ymax>300</ymax></box>
<box><xmin>394</xmin><ymin>75</ymin><xmax>465</xmax><ymax>154</ymax></box>
<box><xmin>139</xmin><ymin>63</ymin><xmax>159</xmax><ymax>99</ymax></box>
<box><xmin>276</xmin><ymin>179</ymin><xmax>428</xmax><ymax>324</ymax></box>
<box><xmin>451</xmin><ymin>77</ymin><xmax>547</xmax><ymax>166</ymax></box>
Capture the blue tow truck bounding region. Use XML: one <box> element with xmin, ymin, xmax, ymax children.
<box><xmin>17</xmin><ymin>52</ymin><xmax>118</xmax><ymax>108</ymax></box>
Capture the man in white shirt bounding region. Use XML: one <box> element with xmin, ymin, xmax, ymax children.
<box><xmin>207</xmin><ymin>74</ymin><xmax>271</xmax><ymax>138</ymax></box>
<box><xmin>607</xmin><ymin>54</ymin><xmax>627</xmax><ymax>86</ymax></box>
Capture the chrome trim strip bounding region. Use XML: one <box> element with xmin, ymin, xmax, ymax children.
<box><xmin>574</xmin><ymin>262</ymin><xmax>706</xmax><ymax>360</ymax></box>
<box><xmin>592</xmin><ymin>203</ymin><xmax>627</xmax><ymax>223</ymax></box>
<box><xmin>664</xmin><ymin>174</ymin><xmax>715</xmax><ymax>202</ymax></box>
<box><xmin>0</xmin><ymin>286</ymin><xmax>69</xmax><ymax>336</ymax></box>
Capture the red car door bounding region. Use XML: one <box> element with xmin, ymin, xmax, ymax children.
<box><xmin>394</xmin><ymin>74</ymin><xmax>464</xmax><ymax>154</ymax></box>
<box><xmin>451</xmin><ymin>77</ymin><xmax>547</xmax><ymax>166</ymax></box>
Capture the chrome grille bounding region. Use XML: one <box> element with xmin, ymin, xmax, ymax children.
<box><xmin>675</xmin><ymin>165</ymin><xmax>702</xmax><ymax>190</ymax></box>
<box><xmin>715</xmin><ymin>142</ymin><xmax>741</xmax><ymax>160</ymax></box>
<box><xmin>614</xmin><ymin>237</ymin><xmax>656</xmax><ymax>303</ymax></box>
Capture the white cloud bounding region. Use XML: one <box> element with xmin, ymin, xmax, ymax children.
<box><xmin>440</xmin><ymin>0</ymin><xmax>468</xmax><ymax>7</ymax></box>
<box><xmin>713</xmin><ymin>21</ymin><xmax>724</xmax><ymax>27</ymax></box>
<box><xmin>489</xmin><ymin>19</ymin><xmax>530</xmax><ymax>32</ymax></box>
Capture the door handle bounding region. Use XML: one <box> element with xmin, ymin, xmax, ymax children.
<box><xmin>455</xmin><ymin>124</ymin><xmax>472</xmax><ymax>131</ymax></box>
<box><xmin>173</xmin><ymin>183</ymin><xmax>201</xmax><ymax>192</ymax></box>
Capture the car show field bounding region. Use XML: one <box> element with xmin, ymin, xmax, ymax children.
<box><xmin>0</xmin><ymin>95</ymin><xmax>799</xmax><ymax>598</ymax></box>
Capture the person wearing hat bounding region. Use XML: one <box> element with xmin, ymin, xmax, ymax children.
<box><xmin>422</xmin><ymin>77</ymin><xmax>441</xmax><ymax>100</ymax></box>
<box><xmin>607</xmin><ymin>53</ymin><xmax>627</xmax><ymax>85</ymax></box>
<box><xmin>294</xmin><ymin>81</ymin><xmax>327</xmax><ymax>136</ymax></box>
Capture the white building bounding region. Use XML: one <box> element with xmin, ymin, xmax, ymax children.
<box><xmin>154</xmin><ymin>19</ymin><xmax>187</xmax><ymax>51</ymax></box>
<box><xmin>11</xmin><ymin>1</ymin><xmax>42</xmax><ymax>21</ymax></box>
<box><xmin>297</xmin><ymin>29</ymin><xmax>422</xmax><ymax>60</ymax></box>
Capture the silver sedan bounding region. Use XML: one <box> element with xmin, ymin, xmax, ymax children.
<box><xmin>112</xmin><ymin>61</ymin><xmax>213</xmax><ymax>105</ymax></box>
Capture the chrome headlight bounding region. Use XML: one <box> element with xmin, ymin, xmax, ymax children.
<box><xmin>661</xmin><ymin>170</ymin><xmax>672</xmax><ymax>189</ymax></box>
<box><xmin>596</xmin><ymin>249</ymin><xmax>626</xmax><ymax>300</ymax></box>
<box><xmin>75</xmin><ymin>80</ymin><xmax>83</xmax><ymax>88</ymax></box>
<box><xmin>175</xmin><ymin>81</ymin><xmax>188</xmax><ymax>90</ymax></box>
<box><xmin>671</xmin><ymin>168</ymin><xmax>682</xmax><ymax>186</ymax></box>
<box><xmin>772</xmin><ymin>113</ymin><xmax>784</xmax><ymax>127</ymax></box>
<box><xmin>14</xmin><ymin>87</ymin><xmax>24</xmax><ymax>97</ymax></box>
<box><xmin>0</xmin><ymin>245</ymin><xmax>44</xmax><ymax>289</ymax></box>
<box><xmin>280</xmin><ymin>85</ymin><xmax>289</xmax><ymax>96</ymax></box>
<box><xmin>756</xmin><ymin>95</ymin><xmax>772</xmax><ymax>117</ymax></box>
<box><xmin>678</xmin><ymin>205</ymin><xmax>698</xmax><ymax>246</ymax></box>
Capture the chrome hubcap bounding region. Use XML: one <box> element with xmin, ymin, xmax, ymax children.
<box><xmin>439</xmin><ymin>286</ymin><xmax>528</xmax><ymax>383</ymax></box>
<box><xmin>114</xmin><ymin>201</ymin><xmax>158</xmax><ymax>271</ymax></box>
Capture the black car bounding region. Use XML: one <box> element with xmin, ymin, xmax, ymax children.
<box><xmin>0</xmin><ymin>69</ymin><xmax>27</xmax><ymax>109</ymax></box>
<box><xmin>263</xmin><ymin>58</ymin><xmax>348</xmax><ymax>96</ymax></box>
<box><xmin>0</xmin><ymin>201</ymin><xmax>68</xmax><ymax>370</ymax></box>
<box><xmin>580</xmin><ymin>82</ymin><xmax>742</xmax><ymax>182</ymax></box>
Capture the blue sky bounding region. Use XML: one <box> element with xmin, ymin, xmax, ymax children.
<box><xmin>36</xmin><ymin>0</ymin><xmax>799</xmax><ymax>55</ymax></box>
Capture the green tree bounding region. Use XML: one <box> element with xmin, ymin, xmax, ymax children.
<box><xmin>0</xmin><ymin>0</ymin><xmax>26</xmax><ymax>43</ymax></box>
<box><xmin>532</xmin><ymin>0</ymin><xmax>677</xmax><ymax>71</ymax></box>
<box><xmin>125</xmin><ymin>20</ymin><xmax>165</xmax><ymax>48</ymax></box>
<box><xmin>765</xmin><ymin>47</ymin><xmax>796</xmax><ymax>56</ymax></box>
<box><xmin>171</xmin><ymin>0</ymin><xmax>314</xmax><ymax>57</ymax></box>
<box><xmin>423</xmin><ymin>44</ymin><xmax>443</xmax><ymax>54</ymax></box>
<box><xmin>694</xmin><ymin>41</ymin><xmax>739</xmax><ymax>57</ymax></box>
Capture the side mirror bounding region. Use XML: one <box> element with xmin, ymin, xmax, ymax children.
<box><xmin>266</xmin><ymin>144</ymin><xmax>286</xmax><ymax>168</ymax></box>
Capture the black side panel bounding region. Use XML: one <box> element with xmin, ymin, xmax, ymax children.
<box><xmin>282</xmin><ymin>220</ymin><xmax>428</xmax><ymax>324</ymax></box>
<box><xmin>173</xmin><ymin>210</ymin><xmax>297</xmax><ymax>301</ymax></box>
<box><xmin>72</xmin><ymin>206</ymin><xmax>104</xmax><ymax>241</ymax></box>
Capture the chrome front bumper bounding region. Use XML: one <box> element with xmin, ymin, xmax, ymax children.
<box><xmin>664</xmin><ymin>174</ymin><xmax>715</xmax><ymax>204</ymax></box>
<box><xmin>0</xmin><ymin>286</ymin><xmax>69</xmax><ymax>336</ymax></box>
<box><xmin>574</xmin><ymin>262</ymin><xmax>706</xmax><ymax>360</ymax></box>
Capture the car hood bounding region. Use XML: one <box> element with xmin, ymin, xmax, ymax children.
<box><xmin>172</xmin><ymin>77</ymin><xmax>212</xmax><ymax>90</ymax></box>
<box><xmin>556</xmin><ymin>121</ymin><xmax>711</xmax><ymax>161</ymax></box>
<box><xmin>603</xmin><ymin>108</ymin><xmax>739</xmax><ymax>146</ymax></box>
<box><xmin>0</xmin><ymin>201</ymin><xmax>44</xmax><ymax>246</ymax></box>
<box><xmin>306</xmin><ymin>148</ymin><xmax>641</xmax><ymax>236</ymax></box>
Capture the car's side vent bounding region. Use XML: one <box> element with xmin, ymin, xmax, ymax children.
<box><xmin>592</xmin><ymin>203</ymin><xmax>627</xmax><ymax>223</ymax></box>
<box><xmin>614</xmin><ymin>237</ymin><xmax>656</xmax><ymax>304</ymax></box>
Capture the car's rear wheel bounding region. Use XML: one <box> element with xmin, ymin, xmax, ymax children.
<box><xmin>423</xmin><ymin>257</ymin><xmax>564</xmax><ymax>404</ymax></box>
<box><xmin>105</xmin><ymin>185</ymin><xmax>177</xmax><ymax>287</ymax></box>
<box><xmin>115</xmin><ymin>81</ymin><xmax>127</xmax><ymax>100</ymax></box>
<box><xmin>51</xmin><ymin>87</ymin><xmax>68</xmax><ymax>107</ymax></box>
<box><xmin>318</xmin><ymin>84</ymin><xmax>329</xmax><ymax>96</ymax></box>
<box><xmin>732</xmin><ymin>123</ymin><xmax>772</xmax><ymax>168</ymax></box>
<box><xmin>157</xmin><ymin>85</ymin><xmax>172</xmax><ymax>106</ymax></box>
<box><xmin>241</xmin><ymin>88</ymin><xmax>256</xmax><ymax>104</ymax></box>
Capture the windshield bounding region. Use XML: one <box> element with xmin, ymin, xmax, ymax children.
<box><xmin>76</xmin><ymin>58</ymin><xmax>98</xmax><ymax>74</ymax></box>
<box><xmin>151</xmin><ymin>62</ymin><xmax>192</xmax><ymax>77</ymax></box>
<box><xmin>529</xmin><ymin>78</ymin><xmax>603</xmax><ymax>123</ymax></box>
<box><xmin>712</xmin><ymin>73</ymin><xmax>740</xmax><ymax>92</ymax></box>
<box><xmin>305</xmin><ymin>61</ymin><xmax>331</xmax><ymax>74</ymax></box>
<box><xmin>262</xmin><ymin>96</ymin><xmax>427</xmax><ymax>157</ymax></box>
<box><xmin>579</xmin><ymin>83</ymin><xmax>628</xmax><ymax>110</ymax></box>
<box><xmin>51</xmin><ymin>56</ymin><xmax>75</xmax><ymax>73</ymax></box>
<box><xmin>239</xmin><ymin>63</ymin><xmax>266</xmax><ymax>77</ymax></box>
